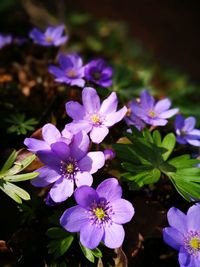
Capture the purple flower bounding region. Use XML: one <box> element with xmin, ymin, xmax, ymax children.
<box><xmin>130</xmin><ymin>90</ymin><xmax>178</xmax><ymax>126</ymax></box>
<box><xmin>24</xmin><ymin>123</ymin><xmax>73</xmax><ymax>153</ymax></box>
<box><xmin>0</xmin><ymin>34</ymin><xmax>12</xmax><ymax>49</ymax></box>
<box><xmin>26</xmin><ymin>129</ymin><xmax>105</xmax><ymax>203</ymax></box>
<box><xmin>163</xmin><ymin>204</ymin><xmax>200</xmax><ymax>267</ymax></box>
<box><xmin>48</xmin><ymin>53</ymin><xmax>85</xmax><ymax>87</ymax></box>
<box><xmin>84</xmin><ymin>59</ymin><xmax>113</xmax><ymax>87</ymax></box>
<box><xmin>65</xmin><ymin>87</ymin><xmax>127</xmax><ymax>143</ymax></box>
<box><xmin>60</xmin><ymin>178</ymin><xmax>134</xmax><ymax>249</ymax></box>
<box><xmin>175</xmin><ymin>115</ymin><xmax>200</xmax><ymax>147</ymax></box>
<box><xmin>124</xmin><ymin>100</ymin><xmax>146</xmax><ymax>130</ymax></box>
<box><xmin>29</xmin><ymin>25</ymin><xmax>68</xmax><ymax>46</ymax></box>
<box><xmin>103</xmin><ymin>149</ymin><xmax>116</xmax><ymax>161</ymax></box>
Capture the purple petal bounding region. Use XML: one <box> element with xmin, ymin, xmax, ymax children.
<box><xmin>46</xmin><ymin>25</ymin><xmax>64</xmax><ymax>39</ymax></box>
<box><xmin>111</xmin><ymin>199</ymin><xmax>135</xmax><ymax>224</ymax></box>
<box><xmin>65</xmin><ymin>101</ymin><xmax>86</xmax><ymax>120</ymax></box>
<box><xmin>187</xmin><ymin>204</ymin><xmax>200</xmax><ymax>231</ymax></box>
<box><xmin>99</xmin><ymin>92</ymin><xmax>117</xmax><ymax>115</ymax></box>
<box><xmin>175</xmin><ymin>114</ymin><xmax>185</xmax><ymax>130</ymax></box>
<box><xmin>82</xmin><ymin>87</ymin><xmax>100</xmax><ymax>113</ymax></box>
<box><xmin>148</xmin><ymin>118</ymin><xmax>168</xmax><ymax>126</ymax></box>
<box><xmin>103</xmin><ymin>106</ymin><xmax>127</xmax><ymax>127</ymax></box>
<box><xmin>188</xmin><ymin>129</ymin><xmax>200</xmax><ymax>137</ymax></box>
<box><xmin>50</xmin><ymin>177</ymin><xmax>74</xmax><ymax>202</ymax></box>
<box><xmin>159</xmin><ymin>108</ymin><xmax>179</xmax><ymax>119</ymax></box>
<box><xmin>75</xmin><ymin>172</ymin><xmax>93</xmax><ymax>187</ymax></box>
<box><xmin>70</xmin><ymin>78</ymin><xmax>85</xmax><ymax>88</ymax></box>
<box><xmin>74</xmin><ymin>186</ymin><xmax>98</xmax><ymax>208</ymax></box>
<box><xmin>90</xmin><ymin>126</ymin><xmax>109</xmax><ymax>143</ymax></box>
<box><xmin>54</xmin><ymin>36</ymin><xmax>68</xmax><ymax>46</ymax></box>
<box><xmin>183</xmin><ymin>117</ymin><xmax>196</xmax><ymax>132</ymax></box>
<box><xmin>65</xmin><ymin>121</ymin><xmax>92</xmax><ymax>134</ymax></box>
<box><xmin>48</xmin><ymin>65</ymin><xmax>65</xmax><ymax>78</ymax></box>
<box><xmin>24</xmin><ymin>138</ymin><xmax>49</xmax><ymax>152</ymax></box>
<box><xmin>176</xmin><ymin>135</ymin><xmax>187</xmax><ymax>144</ymax></box>
<box><xmin>37</xmin><ymin>150</ymin><xmax>60</xmax><ymax>169</ymax></box>
<box><xmin>178</xmin><ymin>247</ymin><xmax>190</xmax><ymax>266</ymax></box>
<box><xmin>80</xmin><ymin>223</ymin><xmax>104</xmax><ymax>249</ymax></box>
<box><xmin>187</xmin><ymin>139</ymin><xmax>200</xmax><ymax>146</ymax></box>
<box><xmin>58</xmin><ymin>54</ymin><xmax>73</xmax><ymax>69</ymax></box>
<box><xmin>154</xmin><ymin>98</ymin><xmax>171</xmax><ymax>113</ymax></box>
<box><xmin>31</xmin><ymin>166</ymin><xmax>60</xmax><ymax>187</ymax></box>
<box><xmin>167</xmin><ymin>207</ymin><xmax>187</xmax><ymax>234</ymax></box>
<box><xmin>96</xmin><ymin>178</ymin><xmax>122</xmax><ymax>202</ymax></box>
<box><xmin>78</xmin><ymin>151</ymin><xmax>105</xmax><ymax>174</ymax></box>
<box><xmin>103</xmin><ymin>223</ymin><xmax>125</xmax><ymax>249</ymax></box>
<box><xmin>163</xmin><ymin>227</ymin><xmax>183</xmax><ymax>250</ymax></box>
<box><xmin>50</xmin><ymin>142</ymin><xmax>70</xmax><ymax>161</ymax></box>
<box><xmin>140</xmin><ymin>90</ymin><xmax>155</xmax><ymax>110</ymax></box>
<box><xmin>70</xmin><ymin>131</ymin><xmax>89</xmax><ymax>161</ymax></box>
<box><xmin>60</xmin><ymin>206</ymin><xmax>89</xmax><ymax>232</ymax></box>
<box><xmin>29</xmin><ymin>28</ymin><xmax>44</xmax><ymax>42</ymax></box>
<box><xmin>42</xmin><ymin>123</ymin><xmax>61</xmax><ymax>145</ymax></box>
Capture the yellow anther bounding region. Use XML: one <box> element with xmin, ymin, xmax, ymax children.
<box><xmin>94</xmin><ymin>208</ymin><xmax>106</xmax><ymax>220</ymax></box>
<box><xmin>190</xmin><ymin>238</ymin><xmax>200</xmax><ymax>250</ymax></box>
<box><xmin>66</xmin><ymin>163</ymin><xmax>74</xmax><ymax>173</ymax></box>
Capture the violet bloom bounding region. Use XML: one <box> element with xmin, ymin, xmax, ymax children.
<box><xmin>48</xmin><ymin>53</ymin><xmax>85</xmax><ymax>87</ymax></box>
<box><xmin>0</xmin><ymin>34</ymin><xmax>12</xmax><ymax>49</ymax></box>
<box><xmin>130</xmin><ymin>90</ymin><xmax>178</xmax><ymax>126</ymax></box>
<box><xmin>65</xmin><ymin>87</ymin><xmax>127</xmax><ymax>143</ymax></box>
<box><xmin>60</xmin><ymin>178</ymin><xmax>134</xmax><ymax>249</ymax></box>
<box><xmin>84</xmin><ymin>59</ymin><xmax>113</xmax><ymax>87</ymax></box>
<box><xmin>163</xmin><ymin>205</ymin><xmax>200</xmax><ymax>267</ymax></box>
<box><xmin>26</xmin><ymin>130</ymin><xmax>105</xmax><ymax>203</ymax></box>
<box><xmin>24</xmin><ymin>123</ymin><xmax>73</xmax><ymax>153</ymax></box>
<box><xmin>125</xmin><ymin>100</ymin><xmax>146</xmax><ymax>131</ymax></box>
<box><xmin>175</xmin><ymin>115</ymin><xmax>200</xmax><ymax>147</ymax></box>
<box><xmin>29</xmin><ymin>25</ymin><xmax>68</xmax><ymax>46</ymax></box>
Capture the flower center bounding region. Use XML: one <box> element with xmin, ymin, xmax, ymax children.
<box><xmin>92</xmin><ymin>71</ymin><xmax>101</xmax><ymax>80</ymax></box>
<box><xmin>148</xmin><ymin>110</ymin><xmax>156</xmax><ymax>118</ymax></box>
<box><xmin>45</xmin><ymin>36</ymin><xmax>53</xmax><ymax>43</ymax></box>
<box><xmin>184</xmin><ymin>230</ymin><xmax>200</xmax><ymax>256</ymax></box>
<box><xmin>94</xmin><ymin>207</ymin><xmax>106</xmax><ymax>220</ymax></box>
<box><xmin>87</xmin><ymin>198</ymin><xmax>114</xmax><ymax>228</ymax></box>
<box><xmin>66</xmin><ymin>69</ymin><xmax>77</xmax><ymax>78</ymax></box>
<box><xmin>66</xmin><ymin>163</ymin><xmax>74</xmax><ymax>174</ymax></box>
<box><xmin>60</xmin><ymin>158</ymin><xmax>79</xmax><ymax>180</ymax></box>
<box><xmin>90</xmin><ymin>114</ymin><xmax>101</xmax><ymax>125</ymax></box>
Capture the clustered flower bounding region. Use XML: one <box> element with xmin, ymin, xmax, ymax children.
<box><xmin>20</xmin><ymin>23</ymin><xmax>200</xmax><ymax>261</ymax></box>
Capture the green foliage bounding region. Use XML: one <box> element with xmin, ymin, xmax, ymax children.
<box><xmin>47</xmin><ymin>227</ymin><xmax>74</xmax><ymax>259</ymax></box>
<box><xmin>114</xmin><ymin>127</ymin><xmax>200</xmax><ymax>201</ymax></box>
<box><xmin>0</xmin><ymin>150</ymin><xmax>38</xmax><ymax>203</ymax></box>
<box><xmin>5</xmin><ymin>113</ymin><xmax>38</xmax><ymax>135</ymax></box>
<box><xmin>79</xmin><ymin>242</ymin><xmax>102</xmax><ymax>263</ymax></box>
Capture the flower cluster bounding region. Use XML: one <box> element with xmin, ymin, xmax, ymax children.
<box><xmin>125</xmin><ymin>90</ymin><xmax>179</xmax><ymax>128</ymax></box>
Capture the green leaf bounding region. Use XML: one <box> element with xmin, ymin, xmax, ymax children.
<box><xmin>91</xmin><ymin>247</ymin><xmax>102</xmax><ymax>258</ymax></box>
<box><xmin>4</xmin><ymin>172</ymin><xmax>39</xmax><ymax>182</ymax></box>
<box><xmin>152</xmin><ymin>130</ymin><xmax>162</xmax><ymax>146</ymax></box>
<box><xmin>79</xmin><ymin>243</ymin><xmax>95</xmax><ymax>263</ymax></box>
<box><xmin>48</xmin><ymin>235</ymin><xmax>74</xmax><ymax>259</ymax></box>
<box><xmin>161</xmin><ymin>133</ymin><xmax>176</xmax><ymax>161</ymax></box>
<box><xmin>6</xmin><ymin>154</ymin><xmax>36</xmax><ymax>175</ymax></box>
<box><xmin>0</xmin><ymin>180</ymin><xmax>22</xmax><ymax>203</ymax></box>
<box><xmin>4</xmin><ymin>182</ymin><xmax>30</xmax><ymax>200</ymax></box>
<box><xmin>46</xmin><ymin>227</ymin><xmax>68</xmax><ymax>239</ymax></box>
<box><xmin>0</xmin><ymin>150</ymin><xmax>17</xmax><ymax>174</ymax></box>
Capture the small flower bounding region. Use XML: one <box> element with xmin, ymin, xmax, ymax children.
<box><xmin>29</xmin><ymin>25</ymin><xmax>68</xmax><ymax>46</ymax></box>
<box><xmin>60</xmin><ymin>178</ymin><xmax>134</xmax><ymax>249</ymax></box>
<box><xmin>65</xmin><ymin>87</ymin><xmax>127</xmax><ymax>143</ymax></box>
<box><xmin>0</xmin><ymin>34</ymin><xmax>12</xmax><ymax>49</ymax></box>
<box><xmin>175</xmin><ymin>114</ymin><xmax>200</xmax><ymax>146</ymax></box>
<box><xmin>129</xmin><ymin>90</ymin><xmax>178</xmax><ymax>127</ymax></box>
<box><xmin>163</xmin><ymin>204</ymin><xmax>200</xmax><ymax>267</ymax></box>
<box><xmin>84</xmin><ymin>59</ymin><xmax>113</xmax><ymax>87</ymax></box>
<box><xmin>48</xmin><ymin>53</ymin><xmax>85</xmax><ymax>87</ymax></box>
<box><xmin>103</xmin><ymin>149</ymin><xmax>116</xmax><ymax>161</ymax></box>
<box><xmin>124</xmin><ymin>100</ymin><xmax>146</xmax><ymax>130</ymax></box>
<box><xmin>26</xmin><ymin>129</ymin><xmax>105</xmax><ymax>203</ymax></box>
